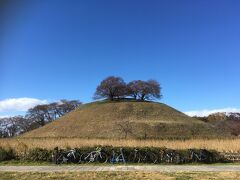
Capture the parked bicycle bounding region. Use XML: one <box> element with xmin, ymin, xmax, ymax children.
<box><xmin>189</xmin><ymin>149</ymin><xmax>205</xmax><ymax>162</ymax></box>
<box><xmin>128</xmin><ymin>149</ymin><xmax>158</xmax><ymax>164</ymax></box>
<box><xmin>189</xmin><ymin>149</ymin><xmax>214</xmax><ymax>163</ymax></box>
<box><xmin>53</xmin><ymin>147</ymin><xmax>81</xmax><ymax>164</ymax></box>
<box><xmin>162</xmin><ymin>150</ymin><xmax>183</xmax><ymax>164</ymax></box>
<box><xmin>80</xmin><ymin>147</ymin><xmax>108</xmax><ymax>163</ymax></box>
<box><xmin>110</xmin><ymin>148</ymin><xmax>126</xmax><ymax>163</ymax></box>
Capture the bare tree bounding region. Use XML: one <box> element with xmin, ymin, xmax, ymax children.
<box><xmin>147</xmin><ymin>80</ymin><xmax>162</xmax><ymax>100</ymax></box>
<box><xmin>228</xmin><ymin>121</ymin><xmax>240</xmax><ymax>136</ymax></box>
<box><xmin>94</xmin><ymin>76</ymin><xmax>127</xmax><ymax>101</ymax></box>
<box><xmin>0</xmin><ymin>118</ymin><xmax>10</xmax><ymax>137</ymax></box>
<box><xmin>0</xmin><ymin>116</ymin><xmax>28</xmax><ymax>137</ymax></box>
<box><xmin>57</xmin><ymin>100</ymin><xmax>82</xmax><ymax>114</ymax></box>
<box><xmin>116</xmin><ymin>121</ymin><xmax>133</xmax><ymax>139</ymax></box>
<box><xmin>127</xmin><ymin>80</ymin><xmax>162</xmax><ymax>101</ymax></box>
<box><xmin>127</xmin><ymin>80</ymin><xmax>141</xmax><ymax>99</ymax></box>
<box><xmin>26</xmin><ymin>105</ymin><xmax>49</xmax><ymax>126</ymax></box>
<box><xmin>26</xmin><ymin>100</ymin><xmax>81</xmax><ymax>127</ymax></box>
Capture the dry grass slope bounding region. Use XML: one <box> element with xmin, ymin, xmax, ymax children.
<box><xmin>22</xmin><ymin>101</ymin><xmax>229</xmax><ymax>139</ymax></box>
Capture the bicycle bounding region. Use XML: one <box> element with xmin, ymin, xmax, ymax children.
<box><xmin>189</xmin><ymin>149</ymin><xmax>208</xmax><ymax>162</ymax></box>
<box><xmin>162</xmin><ymin>150</ymin><xmax>183</xmax><ymax>164</ymax></box>
<box><xmin>128</xmin><ymin>149</ymin><xmax>158</xmax><ymax>164</ymax></box>
<box><xmin>162</xmin><ymin>150</ymin><xmax>174</xmax><ymax>163</ymax></box>
<box><xmin>80</xmin><ymin>147</ymin><xmax>108</xmax><ymax>163</ymax></box>
<box><xmin>53</xmin><ymin>148</ymin><xmax>81</xmax><ymax>164</ymax></box>
<box><xmin>110</xmin><ymin>148</ymin><xmax>126</xmax><ymax>163</ymax></box>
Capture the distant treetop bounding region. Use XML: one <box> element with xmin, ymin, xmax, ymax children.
<box><xmin>94</xmin><ymin>76</ymin><xmax>162</xmax><ymax>101</ymax></box>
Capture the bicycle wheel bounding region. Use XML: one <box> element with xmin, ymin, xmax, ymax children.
<box><xmin>128</xmin><ymin>152</ymin><xmax>141</xmax><ymax>163</ymax></box>
<box><xmin>70</xmin><ymin>152</ymin><xmax>81</xmax><ymax>163</ymax></box>
<box><xmin>96</xmin><ymin>152</ymin><xmax>108</xmax><ymax>163</ymax></box>
<box><xmin>172</xmin><ymin>153</ymin><xmax>181</xmax><ymax>164</ymax></box>
<box><xmin>143</xmin><ymin>152</ymin><xmax>158</xmax><ymax>164</ymax></box>
<box><xmin>117</xmin><ymin>155</ymin><xmax>126</xmax><ymax>163</ymax></box>
<box><xmin>56</xmin><ymin>153</ymin><xmax>64</xmax><ymax>164</ymax></box>
<box><xmin>162</xmin><ymin>153</ymin><xmax>172</xmax><ymax>163</ymax></box>
<box><xmin>52</xmin><ymin>153</ymin><xmax>58</xmax><ymax>164</ymax></box>
<box><xmin>193</xmin><ymin>153</ymin><xmax>199</xmax><ymax>162</ymax></box>
<box><xmin>80</xmin><ymin>153</ymin><xmax>91</xmax><ymax>163</ymax></box>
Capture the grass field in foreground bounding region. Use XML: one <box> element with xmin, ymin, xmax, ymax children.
<box><xmin>0</xmin><ymin>172</ymin><xmax>240</xmax><ymax>180</ymax></box>
<box><xmin>0</xmin><ymin>138</ymin><xmax>240</xmax><ymax>153</ymax></box>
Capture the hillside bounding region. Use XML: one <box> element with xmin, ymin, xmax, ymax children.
<box><xmin>22</xmin><ymin>101</ymin><xmax>229</xmax><ymax>139</ymax></box>
<box><xmin>206</xmin><ymin>112</ymin><xmax>240</xmax><ymax>136</ymax></box>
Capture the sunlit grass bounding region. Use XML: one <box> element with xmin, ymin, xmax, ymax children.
<box><xmin>0</xmin><ymin>137</ymin><xmax>240</xmax><ymax>153</ymax></box>
<box><xmin>1</xmin><ymin>171</ymin><xmax>240</xmax><ymax>180</ymax></box>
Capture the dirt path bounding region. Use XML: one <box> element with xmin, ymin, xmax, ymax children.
<box><xmin>0</xmin><ymin>165</ymin><xmax>240</xmax><ymax>172</ymax></box>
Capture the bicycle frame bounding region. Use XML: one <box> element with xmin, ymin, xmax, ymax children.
<box><xmin>111</xmin><ymin>148</ymin><xmax>126</xmax><ymax>163</ymax></box>
<box><xmin>190</xmin><ymin>150</ymin><xmax>207</xmax><ymax>162</ymax></box>
<box><xmin>56</xmin><ymin>149</ymin><xmax>79</xmax><ymax>164</ymax></box>
<box><xmin>133</xmin><ymin>149</ymin><xmax>139</xmax><ymax>158</ymax></box>
<box><xmin>85</xmin><ymin>149</ymin><xmax>102</xmax><ymax>162</ymax></box>
<box><xmin>165</xmin><ymin>152</ymin><xmax>174</xmax><ymax>163</ymax></box>
<box><xmin>67</xmin><ymin>150</ymin><xmax>77</xmax><ymax>159</ymax></box>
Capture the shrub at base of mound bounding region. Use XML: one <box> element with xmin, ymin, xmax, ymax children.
<box><xmin>0</xmin><ymin>146</ymin><xmax>229</xmax><ymax>163</ymax></box>
<box><xmin>0</xmin><ymin>147</ymin><xmax>16</xmax><ymax>161</ymax></box>
<box><xmin>22</xmin><ymin>148</ymin><xmax>53</xmax><ymax>162</ymax></box>
<box><xmin>53</xmin><ymin>146</ymin><xmax>225</xmax><ymax>164</ymax></box>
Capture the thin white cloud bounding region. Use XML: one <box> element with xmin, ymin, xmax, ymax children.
<box><xmin>0</xmin><ymin>115</ymin><xmax>10</xmax><ymax>118</ymax></box>
<box><xmin>0</xmin><ymin>98</ymin><xmax>48</xmax><ymax>112</ymax></box>
<box><xmin>185</xmin><ymin>108</ymin><xmax>240</xmax><ymax>117</ymax></box>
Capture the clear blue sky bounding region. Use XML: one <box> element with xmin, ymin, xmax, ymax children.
<box><xmin>0</xmin><ymin>0</ymin><xmax>240</xmax><ymax>116</ymax></box>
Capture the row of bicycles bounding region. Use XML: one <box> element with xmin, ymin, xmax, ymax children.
<box><xmin>52</xmin><ymin>147</ymin><xmax>216</xmax><ymax>164</ymax></box>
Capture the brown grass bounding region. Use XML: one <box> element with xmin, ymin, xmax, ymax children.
<box><xmin>22</xmin><ymin>101</ymin><xmax>227</xmax><ymax>139</ymax></box>
<box><xmin>1</xmin><ymin>171</ymin><xmax>240</xmax><ymax>180</ymax></box>
<box><xmin>1</xmin><ymin>138</ymin><xmax>240</xmax><ymax>153</ymax></box>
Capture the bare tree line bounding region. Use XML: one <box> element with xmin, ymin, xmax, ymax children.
<box><xmin>194</xmin><ymin>114</ymin><xmax>240</xmax><ymax>136</ymax></box>
<box><xmin>0</xmin><ymin>100</ymin><xmax>81</xmax><ymax>138</ymax></box>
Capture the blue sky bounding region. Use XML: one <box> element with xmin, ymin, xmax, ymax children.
<box><xmin>0</xmin><ymin>0</ymin><xmax>240</xmax><ymax>117</ymax></box>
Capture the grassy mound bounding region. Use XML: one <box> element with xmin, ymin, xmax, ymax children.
<box><xmin>22</xmin><ymin>101</ymin><xmax>228</xmax><ymax>139</ymax></box>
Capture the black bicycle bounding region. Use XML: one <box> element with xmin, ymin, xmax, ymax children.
<box><xmin>128</xmin><ymin>149</ymin><xmax>158</xmax><ymax>164</ymax></box>
<box><xmin>189</xmin><ymin>149</ymin><xmax>214</xmax><ymax>163</ymax></box>
<box><xmin>162</xmin><ymin>150</ymin><xmax>183</xmax><ymax>164</ymax></box>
